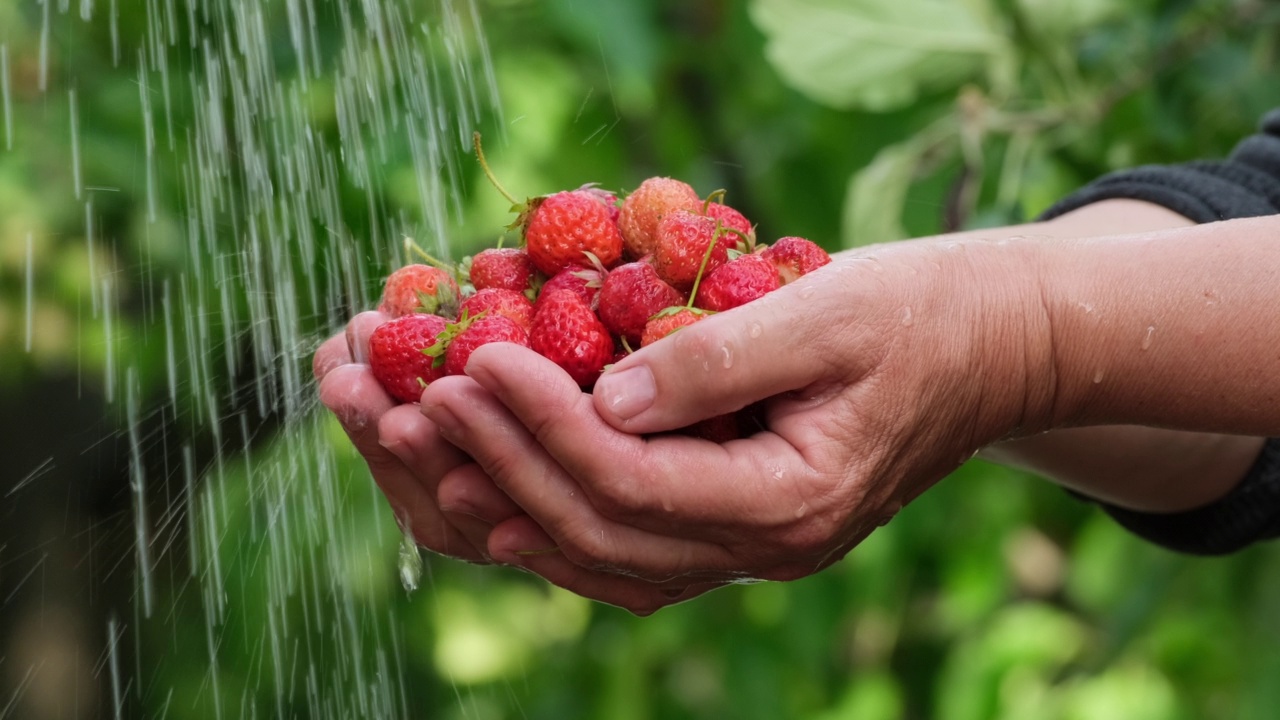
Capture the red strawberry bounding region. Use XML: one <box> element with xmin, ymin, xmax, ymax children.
<box><xmin>443</xmin><ymin>314</ymin><xmax>529</xmax><ymax>377</ymax></box>
<box><xmin>694</xmin><ymin>254</ymin><xmax>781</xmax><ymax>312</ymax></box>
<box><xmin>469</xmin><ymin>248</ymin><xmax>537</xmax><ymax>296</ymax></box>
<box><xmin>529</xmin><ymin>291</ymin><xmax>615</xmax><ymax>388</ymax></box>
<box><xmin>761</xmin><ymin>237</ymin><xmax>830</xmax><ymax>284</ymax></box>
<box><xmin>641</xmin><ymin>306</ymin><xmax>711</xmax><ymax>347</ymax></box>
<box><xmin>705</xmin><ymin>202</ymin><xmax>755</xmax><ymax>247</ymax></box>
<box><xmin>471</xmin><ymin>134</ymin><xmax>623</xmax><ymax>277</ymax></box>
<box><xmin>523</xmin><ymin>190</ymin><xmax>624</xmax><ymax>276</ymax></box>
<box><xmin>460</xmin><ymin>288</ymin><xmax>535</xmax><ymax>331</ymax></box>
<box><xmin>536</xmin><ymin>267</ymin><xmax>604</xmax><ymax>311</ymax></box>
<box><xmin>652</xmin><ymin>209</ymin><xmax>739</xmax><ymax>290</ymax></box>
<box><xmin>618</xmin><ymin>177</ymin><xmax>701</xmax><ymax>260</ymax></box>
<box><xmin>368</xmin><ymin>314</ymin><xmax>450</xmax><ymax>403</ymax></box>
<box><xmin>378</xmin><ymin>264</ymin><xmax>460</xmax><ymax>318</ymax></box>
<box><xmin>597</xmin><ymin>261</ymin><xmax>686</xmax><ymax>346</ymax></box>
<box><xmin>576</xmin><ymin>184</ymin><xmax>621</xmax><ymax>224</ymax></box>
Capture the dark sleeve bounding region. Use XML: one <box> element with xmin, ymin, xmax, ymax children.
<box><xmin>1039</xmin><ymin>109</ymin><xmax>1280</xmax><ymax>555</ymax></box>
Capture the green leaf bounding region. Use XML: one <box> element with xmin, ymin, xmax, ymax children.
<box><xmin>1014</xmin><ymin>0</ymin><xmax>1128</xmax><ymax>39</ymax></box>
<box><xmin>749</xmin><ymin>0</ymin><xmax>1005</xmax><ymax>112</ymax></box>
<box><xmin>842</xmin><ymin>139</ymin><xmax>930</xmax><ymax>247</ymax></box>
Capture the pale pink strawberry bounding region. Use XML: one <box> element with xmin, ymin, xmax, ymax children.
<box><xmin>618</xmin><ymin>177</ymin><xmax>701</xmax><ymax>259</ymax></box>
<box><xmin>378</xmin><ymin>264</ymin><xmax>460</xmax><ymax>318</ymax></box>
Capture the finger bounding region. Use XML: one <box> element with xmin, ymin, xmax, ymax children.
<box><xmin>420</xmin><ymin>374</ymin><xmax>744</xmax><ymax>580</ymax></box>
<box><xmin>436</xmin><ymin>464</ymin><xmax>526</xmax><ymax>561</ymax></box>
<box><xmin>590</xmin><ymin>272</ymin><xmax>855</xmax><ymax>433</ymax></box>
<box><xmin>346</xmin><ymin>311</ymin><xmax>391</xmax><ymax>364</ymax></box>
<box><xmin>320</xmin><ymin>364</ymin><xmax>487</xmax><ymax>562</ymax></box>
<box><xmin>378</xmin><ymin>402</ymin><xmax>523</xmax><ymax>531</ymax></box>
<box><xmin>490</xmin><ymin>516</ymin><xmax>728</xmax><ymax>616</ymax></box>
<box><xmin>465</xmin><ymin>344</ymin><xmax>822</xmax><ymax>535</ymax></box>
<box><xmin>437</xmin><ymin>462</ymin><xmax>523</xmax><ymax>526</ymax></box>
<box><xmin>313</xmin><ymin>332</ymin><xmax>353</xmax><ymax>381</ymax></box>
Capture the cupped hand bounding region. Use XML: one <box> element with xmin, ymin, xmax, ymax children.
<box><xmin>423</xmin><ymin>239</ymin><xmax>1051</xmax><ymax>612</ymax></box>
<box><xmin>314</xmin><ymin>311</ymin><xmax>727</xmax><ymax>612</ymax></box>
<box><xmin>314</xmin><ymin>310</ymin><xmax>522</xmax><ymax>564</ymax></box>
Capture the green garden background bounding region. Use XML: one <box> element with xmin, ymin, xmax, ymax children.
<box><xmin>2</xmin><ymin>0</ymin><xmax>1279</xmax><ymax>718</ymax></box>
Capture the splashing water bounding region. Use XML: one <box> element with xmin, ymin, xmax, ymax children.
<box><xmin>2</xmin><ymin>0</ymin><xmax>508</xmax><ymax>716</ymax></box>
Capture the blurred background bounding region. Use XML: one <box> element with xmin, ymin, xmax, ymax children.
<box><xmin>3</xmin><ymin>0</ymin><xmax>1280</xmax><ymax>718</ymax></box>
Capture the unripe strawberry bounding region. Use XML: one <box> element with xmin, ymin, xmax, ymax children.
<box><xmin>530</xmin><ymin>291</ymin><xmax>615</xmax><ymax>388</ymax></box>
<box><xmin>597</xmin><ymin>261</ymin><xmax>685</xmax><ymax>346</ymax></box>
<box><xmin>618</xmin><ymin>177</ymin><xmax>701</xmax><ymax>259</ymax></box>
<box><xmin>469</xmin><ymin>248</ymin><xmax>536</xmax><ymax>296</ymax></box>
<box><xmin>368</xmin><ymin>314</ymin><xmax>450</xmax><ymax>403</ymax></box>
<box><xmin>694</xmin><ymin>254</ymin><xmax>781</xmax><ymax>312</ymax></box>
<box><xmin>761</xmin><ymin>236</ymin><xmax>830</xmax><ymax>284</ymax></box>
<box><xmin>460</xmin><ymin>288</ymin><xmax>535</xmax><ymax>331</ymax></box>
<box><xmin>378</xmin><ymin>264</ymin><xmax>460</xmax><ymax>318</ymax></box>
<box><xmin>443</xmin><ymin>314</ymin><xmax>529</xmax><ymax>376</ymax></box>
<box><xmin>524</xmin><ymin>190</ymin><xmax>624</xmax><ymax>276</ymax></box>
<box><xmin>652</xmin><ymin>209</ymin><xmax>739</xmax><ymax>290</ymax></box>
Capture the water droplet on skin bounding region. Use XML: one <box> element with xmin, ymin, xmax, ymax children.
<box><xmin>794</xmin><ymin>502</ymin><xmax>807</xmax><ymax>518</ymax></box>
<box><xmin>1141</xmin><ymin>325</ymin><xmax>1155</xmax><ymax>351</ymax></box>
<box><xmin>721</xmin><ymin>344</ymin><xmax>734</xmax><ymax>369</ymax></box>
<box><xmin>1093</xmin><ymin>370</ymin><xmax>1104</xmax><ymax>384</ymax></box>
<box><xmin>1077</xmin><ymin>302</ymin><xmax>1094</xmax><ymax>314</ymax></box>
<box><xmin>749</xmin><ymin>322</ymin><xmax>763</xmax><ymax>339</ymax></box>
<box><xmin>900</xmin><ymin>306</ymin><xmax>913</xmax><ymax>327</ymax></box>
<box><xmin>798</xmin><ymin>285</ymin><xmax>816</xmax><ymax>300</ymax></box>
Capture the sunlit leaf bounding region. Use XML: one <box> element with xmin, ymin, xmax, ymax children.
<box><xmin>750</xmin><ymin>0</ymin><xmax>1005</xmax><ymax>111</ymax></box>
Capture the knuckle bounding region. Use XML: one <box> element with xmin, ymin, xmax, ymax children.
<box><xmin>588</xmin><ymin>473</ymin><xmax>649</xmax><ymax>522</ymax></box>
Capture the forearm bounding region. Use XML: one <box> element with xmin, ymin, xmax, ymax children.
<box><xmin>1037</xmin><ymin>214</ymin><xmax>1280</xmax><ymax>434</ymax></box>
<box><xmin>837</xmin><ymin>199</ymin><xmax>1267</xmax><ymax>512</ymax></box>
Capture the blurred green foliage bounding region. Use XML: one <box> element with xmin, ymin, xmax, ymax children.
<box><xmin>3</xmin><ymin>0</ymin><xmax>1280</xmax><ymax>718</ymax></box>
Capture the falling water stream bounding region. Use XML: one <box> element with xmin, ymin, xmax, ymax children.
<box><xmin>2</xmin><ymin>0</ymin><xmax>512</xmax><ymax>716</ymax></box>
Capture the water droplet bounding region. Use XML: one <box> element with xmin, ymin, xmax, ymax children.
<box><xmin>1141</xmin><ymin>325</ymin><xmax>1155</xmax><ymax>351</ymax></box>
<box><xmin>1077</xmin><ymin>302</ymin><xmax>1094</xmax><ymax>314</ymax></box>
<box><xmin>900</xmin><ymin>306</ymin><xmax>913</xmax><ymax>327</ymax></box>
<box><xmin>798</xmin><ymin>285</ymin><xmax>816</xmax><ymax>300</ymax></box>
<box><xmin>721</xmin><ymin>344</ymin><xmax>734</xmax><ymax>369</ymax></box>
<box><xmin>793</xmin><ymin>502</ymin><xmax>807</xmax><ymax>518</ymax></box>
<box><xmin>1093</xmin><ymin>370</ymin><xmax>1104</xmax><ymax>384</ymax></box>
<box><xmin>748</xmin><ymin>321</ymin><xmax>763</xmax><ymax>339</ymax></box>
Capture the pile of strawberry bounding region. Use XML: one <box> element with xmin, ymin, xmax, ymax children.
<box><xmin>366</xmin><ymin>135</ymin><xmax>830</xmax><ymax>435</ymax></box>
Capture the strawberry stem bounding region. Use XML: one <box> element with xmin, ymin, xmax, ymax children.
<box><xmin>473</xmin><ymin>131</ymin><xmax>519</xmax><ymax>206</ymax></box>
<box><xmin>702</xmin><ymin>188</ymin><xmax>727</xmax><ymax>214</ymax></box>
<box><xmin>686</xmin><ymin>220</ymin><xmax>724</xmax><ymax>308</ymax></box>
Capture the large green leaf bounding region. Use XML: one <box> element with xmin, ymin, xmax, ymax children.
<box><xmin>749</xmin><ymin>0</ymin><xmax>1005</xmax><ymax>112</ymax></box>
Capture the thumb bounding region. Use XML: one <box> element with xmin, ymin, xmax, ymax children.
<box><xmin>592</xmin><ymin>281</ymin><xmax>841</xmax><ymax>433</ymax></box>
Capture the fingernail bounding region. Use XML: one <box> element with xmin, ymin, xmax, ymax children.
<box><xmin>596</xmin><ymin>366</ymin><xmax>656</xmax><ymax>421</ymax></box>
<box><xmin>422</xmin><ymin>403</ymin><xmax>461</xmax><ymax>437</ymax></box>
